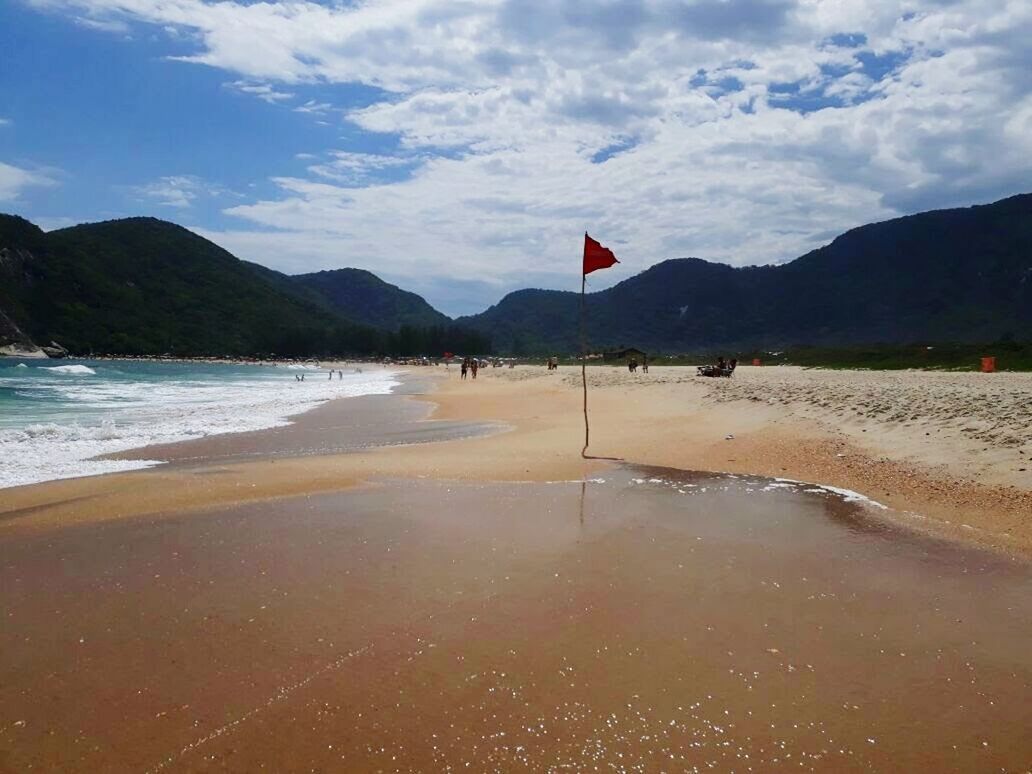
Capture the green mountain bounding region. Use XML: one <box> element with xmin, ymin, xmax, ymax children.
<box><xmin>459</xmin><ymin>194</ymin><xmax>1032</xmax><ymax>353</ymax></box>
<box><xmin>0</xmin><ymin>216</ymin><xmax>341</xmax><ymax>356</ymax></box>
<box><xmin>0</xmin><ymin>216</ymin><xmax>487</xmax><ymax>357</ymax></box>
<box><xmin>293</xmin><ymin>269</ymin><xmax>449</xmax><ymax>330</ymax></box>
<box><xmin>3</xmin><ymin>193</ymin><xmax>1030</xmax><ymax>359</ymax></box>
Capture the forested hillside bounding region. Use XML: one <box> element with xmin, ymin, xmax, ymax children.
<box><xmin>3</xmin><ymin>193</ymin><xmax>1030</xmax><ymax>359</ymax></box>
<box><xmin>0</xmin><ymin>216</ymin><xmax>488</xmax><ymax>357</ymax></box>
<box><xmin>459</xmin><ymin>194</ymin><xmax>1032</xmax><ymax>354</ymax></box>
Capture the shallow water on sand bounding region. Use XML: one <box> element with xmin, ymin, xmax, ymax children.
<box><xmin>1</xmin><ymin>467</ymin><xmax>1029</xmax><ymax>772</ymax></box>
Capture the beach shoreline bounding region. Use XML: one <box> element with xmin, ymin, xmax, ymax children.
<box><xmin>0</xmin><ymin>358</ymin><xmax>405</xmax><ymax>489</ymax></box>
<box><xmin>2</xmin><ymin>363</ymin><xmax>1030</xmax><ymax>556</ymax></box>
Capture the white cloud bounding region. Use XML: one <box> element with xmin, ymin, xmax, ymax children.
<box><xmin>293</xmin><ymin>99</ymin><xmax>334</xmax><ymax>116</ymax></box>
<box><xmin>0</xmin><ymin>118</ymin><xmax>9</xmax><ymax>127</ymax></box>
<box><xmin>223</xmin><ymin>80</ymin><xmax>294</xmax><ymax>104</ymax></box>
<box><xmin>0</xmin><ymin>162</ymin><xmax>58</xmax><ymax>202</ymax></box>
<box><xmin>24</xmin><ymin>0</ymin><xmax>1032</xmax><ymax>313</ymax></box>
<box><xmin>132</xmin><ymin>175</ymin><xmax>224</xmax><ymax>208</ymax></box>
<box><xmin>306</xmin><ymin>151</ymin><xmax>415</xmax><ymax>184</ymax></box>
<box><xmin>74</xmin><ymin>15</ymin><xmax>130</xmax><ymax>33</ymax></box>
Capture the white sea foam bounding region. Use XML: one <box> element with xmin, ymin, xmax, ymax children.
<box><xmin>809</xmin><ymin>483</ymin><xmax>889</xmax><ymax>510</ymax></box>
<box><xmin>0</xmin><ymin>367</ymin><xmax>400</xmax><ymax>489</ymax></box>
<box><xmin>773</xmin><ymin>477</ymin><xmax>888</xmax><ymax>510</ymax></box>
<box><xmin>15</xmin><ymin>363</ymin><xmax>28</xmax><ymax>368</ymax></box>
<box><xmin>38</xmin><ymin>364</ymin><xmax>97</xmax><ymax>375</ymax></box>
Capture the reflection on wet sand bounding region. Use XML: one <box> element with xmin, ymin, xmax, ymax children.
<box><xmin>1</xmin><ymin>467</ymin><xmax>1029</xmax><ymax>772</ymax></box>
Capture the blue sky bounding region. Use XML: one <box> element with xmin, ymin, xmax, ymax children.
<box><xmin>2</xmin><ymin>0</ymin><xmax>1030</xmax><ymax>316</ymax></box>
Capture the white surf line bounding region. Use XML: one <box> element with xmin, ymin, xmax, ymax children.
<box><xmin>143</xmin><ymin>645</ymin><xmax>372</xmax><ymax>774</ymax></box>
<box><xmin>773</xmin><ymin>477</ymin><xmax>889</xmax><ymax>510</ymax></box>
<box><xmin>626</xmin><ymin>471</ymin><xmax>890</xmax><ymax>511</ymax></box>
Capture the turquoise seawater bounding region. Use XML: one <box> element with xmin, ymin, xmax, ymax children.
<box><xmin>0</xmin><ymin>359</ymin><xmax>398</xmax><ymax>488</ymax></box>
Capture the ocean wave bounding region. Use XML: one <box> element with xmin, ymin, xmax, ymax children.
<box><xmin>38</xmin><ymin>364</ymin><xmax>97</xmax><ymax>375</ymax></box>
<box><xmin>0</xmin><ymin>368</ymin><xmax>400</xmax><ymax>488</ymax></box>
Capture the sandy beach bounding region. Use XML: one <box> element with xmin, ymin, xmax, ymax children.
<box><xmin>5</xmin><ymin>363</ymin><xmax>1029</xmax><ymax>553</ymax></box>
<box><xmin>2</xmin><ymin>363</ymin><xmax>1031</xmax><ymax>771</ymax></box>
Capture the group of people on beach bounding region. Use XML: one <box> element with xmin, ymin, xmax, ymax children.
<box><xmin>460</xmin><ymin>357</ymin><xmax>479</xmax><ymax>380</ymax></box>
<box><xmin>328</xmin><ymin>370</ymin><xmax>344</xmax><ymax>380</ymax></box>
<box><xmin>628</xmin><ymin>355</ymin><xmax>648</xmax><ymax>373</ymax></box>
<box><xmin>697</xmin><ymin>357</ymin><xmax>737</xmax><ymax>378</ymax></box>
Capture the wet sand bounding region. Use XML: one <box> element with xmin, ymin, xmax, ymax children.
<box><xmin>110</xmin><ymin>381</ymin><xmax>499</xmax><ymax>467</ymax></box>
<box><xmin>3</xmin><ymin>366</ymin><xmax>1032</xmax><ymax>772</ymax></box>
<box><xmin>2</xmin><ymin>469</ymin><xmax>1030</xmax><ymax>772</ymax></box>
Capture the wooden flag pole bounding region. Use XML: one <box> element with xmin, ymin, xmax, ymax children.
<box><xmin>580</xmin><ymin>268</ymin><xmax>589</xmax><ymax>458</ymax></box>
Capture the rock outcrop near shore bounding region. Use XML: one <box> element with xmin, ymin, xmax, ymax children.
<box><xmin>0</xmin><ymin>309</ymin><xmax>47</xmax><ymax>357</ymax></box>
<box><xmin>0</xmin><ymin>226</ymin><xmax>49</xmax><ymax>357</ymax></box>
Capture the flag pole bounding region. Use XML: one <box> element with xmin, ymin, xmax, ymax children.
<box><xmin>581</xmin><ymin>247</ymin><xmax>589</xmax><ymax>458</ymax></box>
<box><xmin>579</xmin><ymin>232</ymin><xmax>618</xmax><ymax>460</ymax></box>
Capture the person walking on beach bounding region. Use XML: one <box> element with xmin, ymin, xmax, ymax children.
<box><xmin>461</xmin><ymin>358</ymin><xmax>469</xmax><ymax>379</ymax></box>
<box><xmin>642</xmin><ymin>354</ymin><xmax>649</xmax><ymax>374</ymax></box>
<box><xmin>471</xmin><ymin>358</ymin><xmax>479</xmax><ymax>379</ymax></box>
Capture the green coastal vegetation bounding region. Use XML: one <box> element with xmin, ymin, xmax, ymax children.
<box><xmin>459</xmin><ymin>194</ymin><xmax>1032</xmax><ymax>356</ymax></box>
<box><xmin>0</xmin><ymin>215</ymin><xmax>488</xmax><ymax>358</ymax></box>
<box><xmin>1</xmin><ymin>193</ymin><xmax>1030</xmax><ymax>363</ymax></box>
<box><xmin>745</xmin><ymin>341</ymin><xmax>1032</xmax><ymax>371</ymax></box>
<box><xmin>571</xmin><ymin>340</ymin><xmax>1032</xmax><ymax>372</ymax></box>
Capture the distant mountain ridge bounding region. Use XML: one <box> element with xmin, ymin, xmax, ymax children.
<box><xmin>0</xmin><ymin>215</ymin><xmax>486</xmax><ymax>357</ymax></box>
<box><xmin>293</xmin><ymin>268</ymin><xmax>449</xmax><ymax>330</ymax></box>
<box><xmin>458</xmin><ymin>193</ymin><xmax>1032</xmax><ymax>353</ymax></box>
<box><xmin>1</xmin><ymin>193</ymin><xmax>1030</xmax><ymax>357</ymax></box>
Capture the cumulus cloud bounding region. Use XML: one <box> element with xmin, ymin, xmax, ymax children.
<box><xmin>306</xmin><ymin>151</ymin><xmax>416</xmax><ymax>184</ymax></box>
<box><xmin>23</xmin><ymin>0</ymin><xmax>1032</xmax><ymax>312</ymax></box>
<box><xmin>0</xmin><ymin>161</ymin><xmax>58</xmax><ymax>202</ymax></box>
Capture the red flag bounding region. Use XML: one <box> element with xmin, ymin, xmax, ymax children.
<box><xmin>583</xmin><ymin>233</ymin><xmax>619</xmax><ymax>275</ymax></box>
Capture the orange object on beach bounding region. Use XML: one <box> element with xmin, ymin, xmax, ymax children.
<box><xmin>752</xmin><ymin>358</ymin><xmax>761</xmax><ymax>366</ymax></box>
<box><xmin>981</xmin><ymin>356</ymin><xmax>996</xmax><ymax>373</ymax></box>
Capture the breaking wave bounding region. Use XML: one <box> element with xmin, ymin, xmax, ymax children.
<box><xmin>0</xmin><ymin>363</ymin><xmax>400</xmax><ymax>488</ymax></box>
